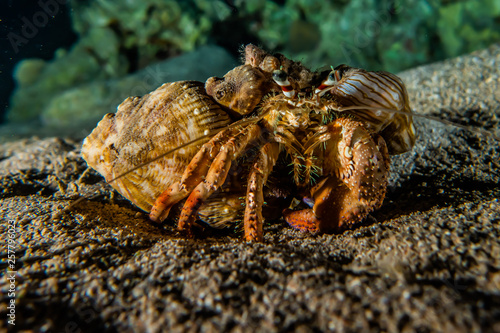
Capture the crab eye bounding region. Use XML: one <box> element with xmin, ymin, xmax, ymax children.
<box><xmin>328</xmin><ymin>72</ymin><xmax>336</xmax><ymax>82</ymax></box>
<box><xmin>333</xmin><ymin>64</ymin><xmax>349</xmax><ymax>81</ymax></box>
<box><xmin>314</xmin><ymin>67</ymin><xmax>340</xmax><ymax>95</ymax></box>
<box><xmin>272</xmin><ymin>69</ymin><xmax>296</xmax><ymax>99</ymax></box>
<box><xmin>272</xmin><ymin>69</ymin><xmax>289</xmax><ymax>85</ymax></box>
<box><xmin>320</xmin><ymin>70</ymin><xmax>337</xmax><ymax>86</ymax></box>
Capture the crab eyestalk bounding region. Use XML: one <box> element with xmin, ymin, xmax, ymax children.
<box><xmin>314</xmin><ymin>64</ymin><xmax>350</xmax><ymax>96</ymax></box>
<box><xmin>315</xmin><ymin>69</ymin><xmax>337</xmax><ymax>96</ymax></box>
<box><xmin>272</xmin><ymin>69</ymin><xmax>296</xmax><ymax>99</ymax></box>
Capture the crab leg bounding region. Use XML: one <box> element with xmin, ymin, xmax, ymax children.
<box><xmin>244</xmin><ymin>142</ymin><xmax>281</xmax><ymax>242</ymax></box>
<box><xmin>149</xmin><ymin>127</ymin><xmax>240</xmax><ymax>222</ymax></box>
<box><xmin>177</xmin><ymin>124</ymin><xmax>262</xmax><ymax>236</ymax></box>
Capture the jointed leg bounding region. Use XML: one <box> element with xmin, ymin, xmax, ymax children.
<box><xmin>177</xmin><ymin>124</ymin><xmax>262</xmax><ymax>236</ymax></box>
<box><xmin>244</xmin><ymin>142</ymin><xmax>281</xmax><ymax>241</ymax></box>
<box><xmin>150</xmin><ymin>128</ymin><xmax>240</xmax><ymax>222</ymax></box>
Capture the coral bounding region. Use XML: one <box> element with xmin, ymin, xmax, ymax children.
<box><xmin>13</xmin><ymin>59</ymin><xmax>46</xmax><ymax>86</ymax></box>
<box><xmin>7</xmin><ymin>0</ymin><xmax>232</xmax><ymax>124</ymax></box>
<box><xmin>223</xmin><ymin>0</ymin><xmax>499</xmax><ymax>72</ymax></box>
<box><xmin>6</xmin><ymin>0</ymin><xmax>499</xmax><ymax>130</ymax></box>
<box><xmin>40</xmin><ymin>46</ymin><xmax>236</xmax><ymax>130</ymax></box>
<box><xmin>8</xmin><ymin>26</ymin><xmax>126</xmax><ymax>122</ymax></box>
<box><xmin>437</xmin><ymin>0</ymin><xmax>500</xmax><ymax>59</ymax></box>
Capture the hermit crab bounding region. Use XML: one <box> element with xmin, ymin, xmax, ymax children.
<box><xmin>82</xmin><ymin>44</ymin><xmax>416</xmax><ymax>241</ymax></box>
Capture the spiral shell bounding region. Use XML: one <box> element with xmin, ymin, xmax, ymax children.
<box><xmin>82</xmin><ymin>81</ymin><xmax>232</xmax><ymax>212</ymax></box>
<box><xmin>330</xmin><ymin>66</ymin><xmax>416</xmax><ymax>154</ymax></box>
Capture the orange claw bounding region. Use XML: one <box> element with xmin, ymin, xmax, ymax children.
<box><xmin>282</xmin><ymin>208</ymin><xmax>320</xmax><ymax>233</ymax></box>
<box><xmin>285</xmin><ymin>117</ymin><xmax>389</xmax><ymax>234</ymax></box>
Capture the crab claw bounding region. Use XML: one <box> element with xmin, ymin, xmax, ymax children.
<box><xmin>283</xmin><ymin>208</ymin><xmax>320</xmax><ymax>233</ymax></box>
<box><xmin>285</xmin><ymin>118</ymin><xmax>390</xmax><ymax>233</ymax></box>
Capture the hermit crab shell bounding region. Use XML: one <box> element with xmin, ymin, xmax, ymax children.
<box><xmin>331</xmin><ymin>67</ymin><xmax>416</xmax><ymax>155</ymax></box>
<box><xmin>82</xmin><ymin>81</ymin><xmax>232</xmax><ymax>212</ymax></box>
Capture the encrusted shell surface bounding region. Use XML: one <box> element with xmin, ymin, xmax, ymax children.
<box><xmin>82</xmin><ymin>81</ymin><xmax>232</xmax><ymax>212</ymax></box>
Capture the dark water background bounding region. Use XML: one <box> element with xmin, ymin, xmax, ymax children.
<box><xmin>1</xmin><ymin>0</ymin><xmax>499</xmax><ymax>135</ymax></box>
<box><xmin>0</xmin><ymin>0</ymin><xmax>76</xmax><ymax>123</ymax></box>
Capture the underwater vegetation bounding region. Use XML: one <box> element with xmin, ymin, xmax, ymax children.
<box><xmin>6</xmin><ymin>0</ymin><xmax>500</xmax><ymax>132</ymax></box>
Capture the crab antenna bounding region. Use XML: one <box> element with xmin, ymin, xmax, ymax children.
<box><xmin>107</xmin><ymin>115</ymin><xmax>268</xmax><ymax>183</ymax></box>
<box><xmin>335</xmin><ymin>105</ymin><xmax>500</xmax><ymax>141</ymax></box>
<box><xmin>272</xmin><ymin>68</ymin><xmax>296</xmax><ymax>99</ymax></box>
